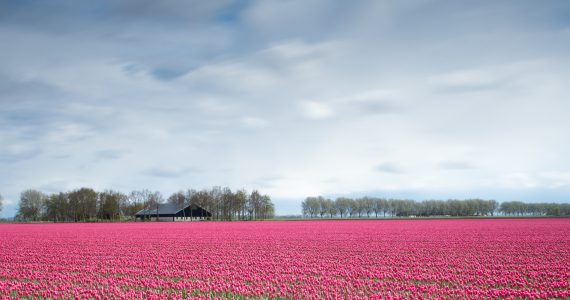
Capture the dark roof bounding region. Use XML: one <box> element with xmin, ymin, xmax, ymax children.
<box><xmin>135</xmin><ymin>203</ymin><xmax>185</xmax><ymax>216</ymax></box>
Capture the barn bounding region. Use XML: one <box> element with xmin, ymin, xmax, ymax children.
<box><xmin>135</xmin><ymin>203</ymin><xmax>212</xmax><ymax>221</ymax></box>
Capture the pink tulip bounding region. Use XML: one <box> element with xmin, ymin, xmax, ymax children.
<box><xmin>0</xmin><ymin>219</ymin><xmax>568</xmax><ymax>299</ymax></box>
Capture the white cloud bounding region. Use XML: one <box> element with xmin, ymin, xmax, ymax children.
<box><xmin>1</xmin><ymin>0</ymin><xmax>570</xmax><ymax>216</ymax></box>
<box><xmin>241</xmin><ymin>116</ymin><xmax>269</xmax><ymax>128</ymax></box>
<box><xmin>299</xmin><ymin>101</ymin><xmax>334</xmax><ymax>120</ymax></box>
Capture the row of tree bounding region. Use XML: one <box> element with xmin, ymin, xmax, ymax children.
<box><xmin>499</xmin><ymin>201</ymin><xmax>570</xmax><ymax>216</ymax></box>
<box><xmin>302</xmin><ymin>196</ymin><xmax>570</xmax><ymax>218</ymax></box>
<box><xmin>14</xmin><ymin>187</ymin><xmax>274</xmax><ymax>222</ymax></box>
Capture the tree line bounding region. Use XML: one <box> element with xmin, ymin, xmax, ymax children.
<box><xmin>302</xmin><ymin>196</ymin><xmax>570</xmax><ymax>218</ymax></box>
<box><xmin>12</xmin><ymin>187</ymin><xmax>274</xmax><ymax>222</ymax></box>
<box><xmin>499</xmin><ymin>201</ymin><xmax>570</xmax><ymax>216</ymax></box>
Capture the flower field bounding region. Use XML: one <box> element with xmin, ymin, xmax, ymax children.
<box><xmin>0</xmin><ymin>219</ymin><xmax>568</xmax><ymax>299</ymax></box>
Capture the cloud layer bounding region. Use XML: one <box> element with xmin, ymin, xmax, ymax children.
<box><xmin>1</xmin><ymin>0</ymin><xmax>570</xmax><ymax>216</ymax></box>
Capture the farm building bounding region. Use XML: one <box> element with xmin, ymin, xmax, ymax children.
<box><xmin>135</xmin><ymin>203</ymin><xmax>212</xmax><ymax>221</ymax></box>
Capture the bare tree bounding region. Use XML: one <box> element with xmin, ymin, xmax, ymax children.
<box><xmin>45</xmin><ymin>192</ymin><xmax>69</xmax><ymax>222</ymax></box>
<box><xmin>335</xmin><ymin>198</ymin><xmax>352</xmax><ymax>218</ymax></box>
<box><xmin>168</xmin><ymin>190</ymin><xmax>187</xmax><ymax>219</ymax></box>
<box><xmin>17</xmin><ymin>189</ymin><xmax>47</xmax><ymax>221</ymax></box>
<box><xmin>235</xmin><ymin>189</ymin><xmax>247</xmax><ymax>220</ymax></box>
<box><xmin>247</xmin><ymin>190</ymin><xmax>261</xmax><ymax>220</ymax></box>
<box><xmin>98</xmin><ymin>190</ymin><xmax>127</xmax><ymax>220</ymax></box>
<box><xmin>67</xmin><ymin>188</ymin><xmax>98</xmax><ymax>221</ymax></box>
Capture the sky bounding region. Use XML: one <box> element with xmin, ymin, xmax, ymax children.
<box><xmin>1</xmin><ymin>0</ymin><xmax>570</xmax><ymax>217</ymax></box>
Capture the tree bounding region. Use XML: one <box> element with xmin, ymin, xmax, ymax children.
<box><xmin>317</xmin><ymin>196</ymin><xmax>328</xmax><ymax>218</ymax></box>
<box><xmin>234</xmin><ymin>189</ymin><xmax>247</xmax><ymax>220</ymax></box>
<box><xmin>148</xmin><ymin>191</ymin><xmax>164</xmax><ymax>220</ymax></box>
<box><xmin>18</xmin><ymin>189</ymin><xmax>47</xmax><ymax>221</ymax></box>
<box><xmin>209</xmin><ymin>186</ymin><xmax>223</xmax><ymax>220</ymax></box>
<box><xmin>335</xmin><ymin>197</ymin><xmax>352</xmax><ymax>218</ymax></box>
<box><xmin>221</xmin><ymin>187</ymin><xmax>234</xmax><ymax>220</ymax></box>
<box><xmin>302</xmin><ymin>196</ymin><xmax>316</xmax><ymax>218</ymax></box>
<box><xmin>129</xmin><ymin>189</ymin><xmax>153</xmax><ymax>220</ymax></box>
<box><xmin>98</xmin><ymin>190</ymin><xmax>127</xmax><ymax>220</ymax></box>
<box><xmin>379</xmin><ymin>198</ymin><xmax>390</xmax><ymax>217</ymax></box>
<box><xmin>302</xmin><ymin>197</ymin><xmax>320</xmax><ymax>218</ymax></box>
<box><xmin>248</xmin><ymin>190</ymin><xmax>262</xmax><ymax>220</ymax></box>
<box><xmin>45</xmin><ymin>192</ymin><xmax>69</xmax><ymax>222</ymax></box>
<box><xmin>190</xmin><ymin>189</ymin><xmax>211</xmax><ymax>220</ymax></box>
<box><xmin>488</xmin><ymin>200</ymin><xmax>498</xmax><ymax>216</ymax></box>
<box><xmin>359</xmin><ymin>197</ymin><xmax>374</xmax><ymax>217</ymax></box>
<box><xmin>68</xmin><ymin>188</ymin><xmax>98</xmax><ymax>221</ymax></box>
<box><xmin>0</xmin><ymin>193</ymin><xmax>3</xmax><ymax>214</ymax></box>
<box><xmin>259</xmin><ymin>194</ymin><xmax>274</xmax><ymax>219</ymax></box>
<box><xmin>168</xmin><ymin>190</ymin><xmax>187</xmax><ymax>219</ymax></box>
<box><xmin>323</xmin><ymin>198</ymin><xmax>336</xmax><ymax>218</ymax></box>
<box><xmin>347</xmin><ymin>199</ymin><xmax>358</xmax><ymax>217</ymax></box>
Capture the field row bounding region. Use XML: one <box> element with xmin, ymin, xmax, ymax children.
<box><xmin>0</xmin><ymin>219</ymin><xmax>569</xmax><ymax>299</ymax></box>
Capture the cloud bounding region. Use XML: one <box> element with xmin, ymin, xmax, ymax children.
<box><xmin>151</xmin><ymin>68</ymin><xmax>189</xmax><ymax>81</ymax></box>
<box><xmin>299</xmin><ymin>101</ymin><xmax>334</xmax><ymax>120</ymax></box>
<box><xmin>438</xmin><ymin>161</ymin><xmax>475</xmax><ymax>170</ymax></box>
<box><xmin>1</xmin><ymin>0</ymin><xmax>570</xmax><ymax>217</ymax></box>
<box><xmin>94</xmin><ymin>150</ymin><xmax>124</xmax><ymax>161</ymax></box>
<box><xmin>240</xmin><ymin>116</ymin><xmax>269</xmax><ymax>128</ymax></box>
<box><xmin>143</xmin><ymin>167</ymin><xmax>203</xmax><ymax>178</ymax></box>
<box><xmin>375</xmin><ymin>163</ymin><xmax>402</xmax><ymax>174</ymax></box>
<box><xmin>250</xmin><ymin>175</ymin><xmax>283</xmax><ymax>188</ymax></box>
<box><xmin>0</xmin><ymin>144</ymin><xmax>42</xmax><ymax>163</ymax></box>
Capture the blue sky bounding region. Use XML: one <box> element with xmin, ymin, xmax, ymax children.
<box><xmin>1</xmin><ymin>0</ymin><xmax>570</xmax><ymax>217</ymax></box>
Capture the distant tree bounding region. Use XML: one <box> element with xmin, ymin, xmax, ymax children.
<box><xmin>346</xmin><ymin>199</ymin><xmax>358</xmax><ymax>217</ymax></box>
<box><xmin>334</xmin><ymin>197</ymin><xmax>350</xmax><ymax>218</ymax></box>
<box><xmin>209</xmin><ymin>186</ymin><xmax>223</xmax><ymax>220</ymax></box>
<box><xmin>186</xmin><ymin>189</ymin><xmax>197</xmax><ymax>207</ymax></box>
<box><xmin>308</xmin><ymin>197</ymin><xmax>320</xmax><ymax>218</ymax></box>
<box><xmin>191</xmin><ymin>189</ymin><xmax>212</xmax><ymax>220</ymax></box>
<box><xmin>45</xmin><ymin>192</ymin><xmax>69</xmax><ymax>222</ymax></box>
<box><xmin>316</xmin><ymin>196</ymin><xmax>327</xmax><ymax>218</ymax></box>
<box><xmin>0</xmin><ymin>193</ymin><xmax>3</xmax><ymax>214</ymax></box>
<box><xmin>243</xmin><ymin>189</ymin><xmax>275</xmax><ymax>220</ymax></box>
<box><xmin>360</xmin><ymin>197</ymin><xmax>374</xmax><ymax>217</ymax></box>
<box><xmin>148</xmin><ymin>191</ymin><xmax>164</xmax><ymax>220</ymax></box>
<box><xmin>500</xmin><ymin>201</ymin><xmax>527</xmax><ymax>216</ymax></box>
<box><xmin>304</xmin><ymin>196</ymin><xmax>569</xmax><ymax>218</ymax></box>
<box><xmin>18</xmin><ymin>189</ymin><xmax>47</xmax><ymax>221</ymax></box>
<box><xmin>379</xmin><ymin>198</ymin><xmax>390</xmax><ymax>217</ymax></box>
<box><xmin>147</xmin><ymin>191</ymin><xmax>163</xmax><ymax>207</ymax></box>
<box><xmin>234</xmin><ymin>189</ymin><xmax>247</xmax><ymax>220</ymax></box>
<box><xmin>12</xmin><ymin>186</ymin><xmax>274</xmax><ymax>222</ymax></box>
<box><xmin>129</xmin><ymin>189</ymin><xmax>154</xmax><ymax>220</ymax></box>
<box><xmin>446</xmin><ymin>199</ymin><xmax>461</xmax><ymax>216</ymax></box>
<box><xmin>302</xmin><ymin>197</ymin><xmax>324</xmax><ymax>218</ymax></box>
<box><xmin>247</xmin><ymin>190</ymin><xmax>258</xmax><ymax>220</ymax></box>
<box><xmin>98</xmin><ymin>190</ymin><xmax>127</xmax><ymax>220</ymax></box>
<box><xmin>68</xmin><ymin>188</ymin><xmax>98</xmax><ymax>221</ymax></box>
<box><xmin>301</xmin><ymin>198</ymin><xmax>308</xmax><ymax>217</ymax></box>
<box><xmin>323</xmin><ymin>198</ymin><xmax>336</xmax><ymax>218</ymax></box>
<box><xmin>301</xmin><ymin>197</ymin><xmax>309</xmax><ymax>217</ymax></box>
<box><xmin>260</xmin><ymin>194</ymin><xmax>274</xmax><ymax>219</ymax></box>
<box><xmin>221</xmin><ymin>187</ymin><xmax>234</xmax><ymax>220</ymax></box>
<box><xmin>168</xmin><ymin>190</ymin><xmax>187</xmax><ymax>218</ymax></box>
<box><xmin>123</xmin><ymin>190</ymin><xmax>144</xmax><ymax>218</ymax></box>
<box><xmin>390</xmin><ymin>199</ymin><xmax>402</xmax><ymax>216</ymax></box>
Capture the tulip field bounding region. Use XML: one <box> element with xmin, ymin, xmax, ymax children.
<box><xmin>0</xmin><ymin>219</ymin><xmax>569</xmax><ymax>299</ymax></box>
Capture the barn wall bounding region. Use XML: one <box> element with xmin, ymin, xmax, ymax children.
<box><xmin>139</xmin><ymin>216</ymin><xmax>208</xmax><ymax>222</ymax></box>
<box><xmin>173</xmin><ymin>216</ymin><xmax>207</xmax><ymax>222</ymax></box>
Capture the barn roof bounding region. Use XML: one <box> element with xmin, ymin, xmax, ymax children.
<box><xmin>135</xmin><ymin>203</ymin><xmax>185</xmax><ymax>216</ymax></box>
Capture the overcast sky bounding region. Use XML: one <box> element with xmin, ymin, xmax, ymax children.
<box><xmin>1</xmin><ymin>0</ymin><xmax>570</xmax><ymax>217</ymax></box>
